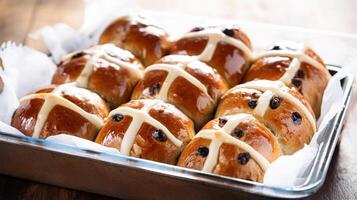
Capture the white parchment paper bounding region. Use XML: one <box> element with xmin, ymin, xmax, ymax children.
<box><xmin>0</xmin><ymin>0</ymin><xmax>356</xmax><ymax>188</ymax></box>
<box><xmin>0</xmin><ymin>41</ymin><xmax>118</xmax><ymax>154</ymax></box>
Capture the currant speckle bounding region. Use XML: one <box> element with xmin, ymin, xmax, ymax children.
<box><xmin>269</xmin><ymin>95</ymin><xmax>281</xmax><ymax>109</ymax></box>
<box><xmin>291</xmin><ymin>77</ymin><xmax>302</xmax><ymax>87</ymax></box>
<box><xmin>222</xmin><ymin>28</ymin><xmax>235</xmax><ymax>37</ymax></box>
<box><xmin>197</xmin><ymin>146</ymin><xmax>209</xmax><ymax>157</ymax></box>
<box><xmin>152</xmin><ymin>129</ymin><xmax>167</xmax><ymax>142</ymax></box>
<box><xmin>232</xmin><ymin>128</ymin><xmax>244</xmax><ymax>138</ymax></box>
<box><xmin>271</xmin><ymin>45</ymin><xmax>282</xmax><ymax>50</ymax></box>
<box><xmin>297</xmin><ymin>69</ymin><xmax>305</xmax><ymax>79</ymax></box>
<box><xmin>218</xmin><ymin>118</ymin><xmax>228</xmax><ymax>127</ymax></box>
<box><xmin>292</xmin><ymin>112</ymin><xmax>302</xmax><ymax>125</ymax></box>
<box><xmin>112</xmin><ymin>114</ymin><xmax>124</xmax><ymax>122</ymax></box>
<box><xmin>248</xmin><ymin>99</ymin><xmax>257</xmax><ymax>109</ymax></box>
<box><xmin>190</xmin><ymin>27</ymin><xmax>204</xmax><ymax>32</ymax></box>
<box><xmin>237</xmin><ymin>152</ymin><xmax>250</xmax><ymax>165</ymax></box>
<box><xmin>149</xmin><ymin>83</ymin><xmax>160</xmax><ymax>95</ymax></box>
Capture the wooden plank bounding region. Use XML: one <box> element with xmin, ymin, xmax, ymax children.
<box><xmin>0</xmin><ymin>174</ymin><xmax>112</xmax><ymax>200</ymax></box>
<box><xmin>24</xmin><ymin>0</ymin><xmax>84</xmax><ymax>51</ymax></box>
<box><xmin>0</xmin><ymin>0</ymin><xmax>38</xmax><ymax>44</ymax></box>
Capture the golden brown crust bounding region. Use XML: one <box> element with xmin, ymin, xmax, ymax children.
<box><xmin>214</xmin><ymin>143</ymin><xmax>264</xmax><ymax>182</ymax></box>
<box><xmin>11</xmin><ymin>84</ymin><xmax>109</xmax><ymax>140</ymax></box>
<box><xmin>52</xmin><ymin>45</ymin><xmax>144</xmax><ymax>109</ymax></box>
<box><xmin>171</xmin><ymin>25</ymin><xmax>252</xmax><ymax>86</ymax></box>
<box><xmin>131</xmin><ymin>55</ymin><xmax>228</xmax><ymax>129</ymax></box>
<box><xmin>204</xmin><ymin>118</ymin><xmax>282</xmax><ymax>162</ymax></box>
<box><xmin>99</xmin><ymin>15</ymin><xmax>171</xmax><ymax>66</ymax></box>
<box><xmin>96</xmin><ymin>99</ymin><xmax>195</xmax><ymax>164</ymax></box>
<box><xmin>216</xmin><ymin>85</ymin><xmax>315</xmax><ymax>155</ymax></box>
<box><xmin>178</xmin><ymin>115</ymin><xmax>282</xmax><ymax>182</ymax></box>
<box><xmin>243</xmin><ymin>43</ymin><xmax>330</xmax><ymax>116</ymax></box>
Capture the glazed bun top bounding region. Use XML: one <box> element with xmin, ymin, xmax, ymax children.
<box><xmin>52</xmin><ymin>44</ymin><xmax>144</xmax><ymax>109</ymax></box>
<box><xmin>153</xmin><ymin>55</ymin><xmax>229</xmax><ymax>101</ymax></box>
<box><xmin>131</xmin><ymin>54</ymin><xmax>228</xmax><ymax>129</ymax></box>
<box><xmin>99</xmin><ymin>14</ymin><xmax>171</xmax><ymax>66</ymax></box>
<box><xmin>11</xmin><ymin>83</ymin><xmax>109</xmax><ymax>140</ymax></box>
<box><xmin>244</xmin><ymin>41</ymin><xmax>330</xmax><ymax>116</ymax></box>
<box><xmin>171</xmin><ymin>25</ymin><xmax>253</xmax><ymax>86</ymax></box>
<box><xmin>96</xmin><ymin>99</ymin><xmax>195</xmax><ymax>164</ymax></box>
<box><xmin>177</xmin><ymin>113</ymin><xmax>283</xmax><ymax>182</ymax></box>
<box><xmin>216</xmin><ymin>80</ymin><xmax>316</xmax><ymax>154</ymax></box>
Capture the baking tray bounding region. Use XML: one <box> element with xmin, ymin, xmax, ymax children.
<box><xmin>0</xmin><ymin>65</ymin><xmax>354</xmax><ymax>199</ymax></box>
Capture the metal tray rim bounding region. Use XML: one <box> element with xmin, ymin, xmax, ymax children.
<box><xmin>0</xmin><ymin>65</ymin><xmax>354</xmax><ymax>199</ymax></box>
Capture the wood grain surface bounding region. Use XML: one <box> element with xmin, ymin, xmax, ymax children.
<box><xmin>0</xmin><ymin>0</ymin><xmax>356</xmax><ymax>199</ymax></box>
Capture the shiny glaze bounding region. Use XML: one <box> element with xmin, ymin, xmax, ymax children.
<box><xmin>11</xmin><ymin>84</ymin><xmax>109</xmax><ymax>140</ymax></box>
<box><xmin>52</xmin><ymin>44</ymin><xmax>144</xmax><ymax>109</ymax></box>
<box><xmin>107</xmin><ymin>101</ymin><xmax>184</xmax><ymax>155</ymax></box>
<box><xmin>216</xmin><ymin>83</ymin><xmax>315</xmax><ymax>155</ymax></box>
<box><xmin>244</xmin><ymin>43</ymin><xmax>330</xmax><ymax>116</ymax></box>
<box><xmin>171</xmin><ymin>26</ymin><xmax>252</xmax><ymax>87</ymax></box>
<box><xmin>131</xmin><ymin>55</ymin><xmax>228</xmax><ymax>130</ymax></box>
<box><xmin>96</xmin><ymin>99</ymin><xmax>195</xmax><ymax>164</ymax></box>
<box><xmin>99</xmin><ymin>15</ymin><xmax>171</xmax><ymax>66</ymax></box>
<box><xmin>229</xmin><ymin>80</ymin><xmax>316</xmax><ymax>131</ymax></box>
<box><xmin>178</xmin><ymin>115</ymin><xmax>282</xmax><ymax>182</ymax></box>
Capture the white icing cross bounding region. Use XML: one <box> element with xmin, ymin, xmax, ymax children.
<box><xmin>19</xmin><ymin>84</ymin><xmax>105</xmax><ymax>139</ymax></box>
<box><xmin>108</xmin><ymin>100</ymin><xmax>183</xmax><ymax>155</ymax></box>
<box><xmin>179</xmin><ymin>29</ymin><xmax>253</xmax><ymax>62</ymax></box>
<box><xmin>228</xmin><ymin>80</ymin><xmax>316</xmax><ymax>132</ymax></box>
<box><xmin>254</xmin><ymin>90</ymin><xmax>274</xmax><ymax>117</ymax></box>
<box><xmin>253</xmin><ymin>44</ymin><xmax>328</xmax><ymax>85</ymax></box>
<box><xmin>63</xmin><ymin>44</ymin><xmax>143</xmax><ymax>88</ymax></box>
<box><xmin>144</xmin><ymin>63</ymin><xmax>214</xmax><ymax>103</ymax></box>
<box><xmin>196</xmin><ymin>114</ymin><xmax>270</xmax><ymax>173</ymax></box>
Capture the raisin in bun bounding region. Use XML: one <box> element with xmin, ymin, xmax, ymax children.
<box><xmin>131</xmin><ymin>55</ymin><xmax>229</xmax><ymax>130</ymax></box>
<box><xmin>243</xmin><ymin>42</ymin><xmax>330</xmax><ymax>116</ymax></box>
<box><xmin>171</xmin><ymin>25</ymin><xmax>253</xmax><ymax>87</ymax></box>
<box><xmin>96</xmin><ymin>99</ymin><xmax>195</xmax><ymax>164</ymax></box>
<box><xmin>178</xmin><ymin>114</ymin><xmax>282</xmax><ymax>182</ymax></box>
<box><xmin>52</xmin><ymin>44</ymin><xmax>144</xmax><ymax>109</ymax></box>
<box><xmin>216</xmin><ymin>80</ymin><xmax>316</xmax><ymax>155</ymax></box>
<box><xmin>11</xmin><ymin>84</ymin><xmax>109</xmax><ymax>140</ymax></box>
<box><xmin>99</xmin><ymin>15</ymin><xmax>171</xmax><ymax>66</ymax></box>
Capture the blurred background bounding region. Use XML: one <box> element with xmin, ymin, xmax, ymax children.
<box><xmin>1</xmin><ymin>0</ymin><xmax>356</xmax><ymax>49</ymax></box>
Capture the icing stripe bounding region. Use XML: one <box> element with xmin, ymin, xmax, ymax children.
<box><xmin>61</xmin><ymin>50</ymin><xmax>81</xmax><ymax>61</ymax></box>
<box><xmin>280</xmin><ymin>58</ymin><xmax>301</xmax><ymax>85</ymax></box>
<box><xmin>279</xmin><ymin>45</ymin><xmax>306</xmax><ymax>85</ymax></box>
<box><xmin>20</xmin><ymin>93</ymin><xmax>104</xmax><ymax>138</ymax></box>
<box><xmin>253</xmin><ymin>50</ymin><xmax>325</xmax><ymax>72</ymax></box>
<box><xmin>76</xmin><ymin>53</ymin><xmax>102</xmax><ymax>87</ymax></box>
<box><xmin>202</xmin><ymin>140</ymin><xmax>222</xmax><ymax>172</ymax></box>
<box><xmin>231</xmin><ymin>81</ymin><xmax>316</xmax><ymax>132</ymax></box>
<box><xmin>145</xmin><ymin>63</ymin><xmax>214</xmax><ymax>102</ymax></box>
<box><xmin>109</xmin><ymin>106</ymin><xmax>183</xmax><ymax>155</ymax></box>
<box><xmin>32</xmin><ymin>98</ymin><xmax>56</xmax><ymax>138</ymax></box>
<box><xmin>68</xmin><ymin>44</ymin><xmax>143</xmax><ymax>88</ymax></box>
<box><xmin>220</xmin><ymin>113</ymin><xmax>254</xmax><ymax>133</ymax></box>
<box><xmin>180</xmin><ymin>29</ymin><xmax>253</xmax><ymax>62</ymax></box>
<box><xmin>196</xmin><ymin>129</ymin><xmax>270</xmax><ymax>172</ymax></box>
<box><xmin>254</xmin><ymin>90</ymin><xmax>274</xmax><ymax>117</ymax></box>
<box><xmin>101</xmin><ymin>53</ymin><xmax>143</xmax><ymax>79</ymax></box>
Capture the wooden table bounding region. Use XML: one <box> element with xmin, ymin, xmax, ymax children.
<box><xmin>1</xmin><ymin>0</ymin><xmax>356</xmax><ymax>199</ymax></box>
